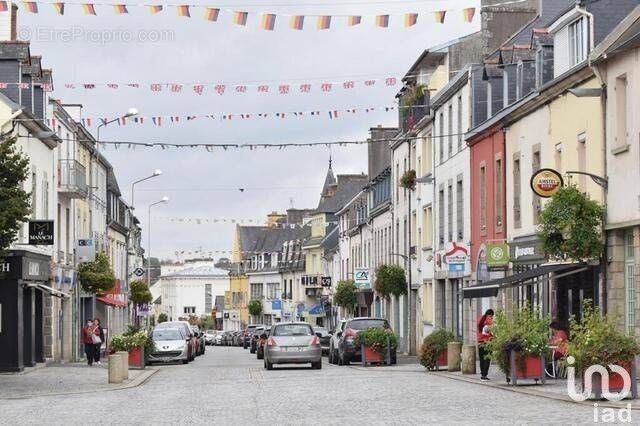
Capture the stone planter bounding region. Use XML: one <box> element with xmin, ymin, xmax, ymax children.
<box><xmin>508</xmin><ymin>351</ymin><xmax>545</xmax><ymax>385</ymax></box>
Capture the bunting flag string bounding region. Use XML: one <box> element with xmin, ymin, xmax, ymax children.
<box><xmin>157</xmin><ymin>216</ymin><xmax>356</xmax><ymax>228</ymax></box>
<box><xmin>44</xmin><ymin>104</ymin><xmax>401</xmax><ymax>128</ymax></box>
<box><xmin>6</xmin><ymin>0</ymin><xmax>490</xmax><ymax>29</ymax></box>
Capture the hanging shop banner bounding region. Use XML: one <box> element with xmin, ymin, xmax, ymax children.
<box><xmin>76</xmin><ymin>239</ymin><xmax>96</xmax><ymax>263</ymax></box>
<box><xmin>442</xmin><ymin>242</ymin><xmax>469</xmax><ymax>273</ymax></box>
<box><xmin>29</xmin><ymin>220</ymin><xmax>54</xmax><ymax>245</ymax></box>
<box><xmin>486</xmin><ymin>242</ymin><xmax>510</xmax><ymax>270</ymax></box>
<box><xmin>530</xmin><ymin>168</ymin><xmax>564</xmax><ymax>198</ymax></box>
<box><xmin>354</xmin><ymin>268</ymin><xmax>371</xmax><ymax>289</ymax></box>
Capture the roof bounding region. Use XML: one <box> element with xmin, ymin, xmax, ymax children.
<box><xmin>238</xmin><ymin>225</ymin><xmax>311</xmax><ymax>255</ymax></box>
<box><xmin>430</xmin><ymin>65</ymin><xmax>473</xmax><ymax>109</ymax></box>
<box><xmin>590</xmin><ymin>4</ymin><xmax>640</xmax><ymax>63</ymax></box>
<box><xmin>316</xmin><ymin>174</ymin><xmax>368</xmax><ymax>214</ymax></box>
<box><xmin>106</xmin><ymin>166</ymin><xmax>121</xmax><ymax>196</ymax></box>
<box><xmin>163</xmin><ymin>265</ymin><xmax>231</xmax><ymax>277</ymax></box>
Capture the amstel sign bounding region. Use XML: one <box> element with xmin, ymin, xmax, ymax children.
<box><xmin>530</xmin><ymin>168</ymin><xmax>564</xmax><ymax>198</ymax></box>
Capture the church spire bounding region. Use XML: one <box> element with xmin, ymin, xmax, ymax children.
<box><xmin>320</xmin><ymin>155</ymin><xmax>337</xmax><ymax>198</ymax></box>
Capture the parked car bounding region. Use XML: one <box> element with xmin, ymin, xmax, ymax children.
<box><xmin>250</xmin><ymin>326</ymin><xmax>265</xmax><ymax>354</ymax></box>
<box><xmin>214</xmin><ymin>331</ymin><xmax>224</xmax><ymax>346</ymax></box>
<box><xmin>204</xmin><ymin>330</ymin><xmax>216</xmax><ymax>346</ymax></box>
<box><xmin>155</xmin><ymin>321</ymin><xmax>197</xmax><ymax>361</ymax></box>
<box><xmin>328</xmin><ymin>320</ymin><xmax>346</xmax><ymax>365</ymax></box>
<box><xmin>313</xmin><ymin>327</ymin><xmax>331</xmax><ymax>355</ymax></box>
<box><xmin>263</xmin><ymin>322</ymin><xmax>322</xmax><ymax>370</ymax></box>
<box><xmin>190</xmin><ymin>325</ymin><xmax>205</xmax><ymax>356</ymax></box>
<box><xmin>332</xmin><ymin>317</ymin><xmax>396</xmax><ymax>366</ymax></box>
<box><xmin>243</xmin><ymin>324</ymin><xmax>264</xmax><ymax>349</ymax></box>
<box><xmin>147</xmin><ymin>328</ymin><xmax>189</xmax><ymax>364</ymax></box>
<box><xmin>256</xmin><ymin>327</ymin><xmax>271</xmax><ymax>360</ymax></box>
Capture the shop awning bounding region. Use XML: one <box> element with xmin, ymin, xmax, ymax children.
<box><xmin>25</xmin><ymin>283</ymin><xmax>71</xmax><ymax>298</ymax></box>
<box><xmin>463</xmin><ymin>263</ymin><xmax>587</xmax><ymax>299</ymax></box>
<box><xmin>96</xmin><ymin>296</ymin><xmax>127</xmax><ymax>307</ymax></box>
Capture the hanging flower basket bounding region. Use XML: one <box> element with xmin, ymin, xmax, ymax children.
<box><xmin>400</xmin><ymin>169</ymin><xmax>417</xmax><ymax>190</ymax></box>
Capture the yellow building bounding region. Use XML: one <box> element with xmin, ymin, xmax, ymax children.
<box><xmin>224</xmin><ymin>272</ymin><xmax>249</xmax><ymax>331</ymax></box>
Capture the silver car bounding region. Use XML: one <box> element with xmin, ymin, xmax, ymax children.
<box><xmin>263</xmin><ymin>322</ymin><xmax>322</xmax><ymax>370</ymax></box>
<box><xmin>148</xmin><ymin>328</ymin><xmax>189</xmax><ymax>364</ymax></box>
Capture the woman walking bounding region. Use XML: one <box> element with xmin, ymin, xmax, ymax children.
<box><xmin>81</xmin><ymin>320</ymin><xmax>99</xmax><ymax>366</ymax></box>
<box><xmin>93</xmin><ymin>318</ymin><xmax>105</xmax><ymax>365</ymax></box>
<box><xmin>477</xmin><ymin>309</ymin><xmax>494</xmax><ymax>381</ymax></box>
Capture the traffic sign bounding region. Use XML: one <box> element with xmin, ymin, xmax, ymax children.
<box><xmin>133</xmin><ymin>267</ymin><xmax>145</xmax><ymax>277</ymax></box>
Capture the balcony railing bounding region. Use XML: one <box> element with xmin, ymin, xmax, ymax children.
<box><xmin>58</xmin><ymin>159</ymin><xmax>88</xmax><ymax>199</ymax></box>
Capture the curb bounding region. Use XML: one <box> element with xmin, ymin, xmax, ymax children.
<box><xmin>431</xmin><ymin>371</ymin><xmax>640</xmax><ymax>411</ymax></box>
<box><xmin>0</xmin><ymin>368</ymin><xmax>159</xmax><ymax>400</ymax></box>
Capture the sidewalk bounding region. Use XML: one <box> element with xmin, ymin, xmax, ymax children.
<box><xmin>431</xmin><ymin>364</ymin><xmax>640</xmax><ymax>410</ymax></box>
<box><xmin>0</xmin><ymin>363</ymin><xmax>158</xmax><ymax>400</ymax></box>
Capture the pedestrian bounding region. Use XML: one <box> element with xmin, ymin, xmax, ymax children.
<box><xmin>477</xmin><ymin>309</ymin><xmax>494</xmax><ymax>381</ymax></box>
<box><xmin>549</xmin><ymin>320</ymin><xmax>568</xmax><ymax>360</ymax></box>
<box><xmin>81</xmin><ymin>320</ymin><xmax>98</xmax><ymax>366</ymax></box>
<box><xmin>93</xmin><ymin>318</ymin><xmax>105</xmax><ymax>365</ymax></box>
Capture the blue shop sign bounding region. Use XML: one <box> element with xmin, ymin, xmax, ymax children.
<box><xmin>271</xmin><ymin>299</ymin><xmax>282</xmax><ymax>310</ymax></box>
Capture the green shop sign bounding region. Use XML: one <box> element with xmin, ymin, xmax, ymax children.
<box><xmin>486</xmin><ymin>243</ymin><xmax>510</xmax><ymax>269</ymax></box>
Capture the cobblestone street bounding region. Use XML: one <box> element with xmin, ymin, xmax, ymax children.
<box><xmin>1</xmin><ymin>347</ymin><xmax>600</xmax><ymax>424</ymax></box>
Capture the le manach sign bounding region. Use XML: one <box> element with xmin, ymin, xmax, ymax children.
<box><xmin>28</xmin><ymin>220</ymin><xmax>54</xmax><ymax>245</ymax></box>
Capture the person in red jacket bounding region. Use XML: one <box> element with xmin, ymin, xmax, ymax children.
<box><xmin>477</xmin><ymin>309</ymin><xmax>494</xmax><ymax>381</ymax></box>
<box><xmin>81</xmin><ymin>320</ymin><xmax>99</xmax><ymax>366</ymax></box>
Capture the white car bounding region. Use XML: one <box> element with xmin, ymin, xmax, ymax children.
<box><xmin>204</xmin><ymin>330</ymin><xmax>216</xmax><ymax>345</ymax></box>
<box><xmin>214</xmin><ymin>332</ymin><xmax>224</xmax><ymax>346</ymax></box>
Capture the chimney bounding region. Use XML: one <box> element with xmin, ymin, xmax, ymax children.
<box><xmin>10</xmin><ymin>2</ymin><xmax>16</xmax><ymax>40</ymax></box>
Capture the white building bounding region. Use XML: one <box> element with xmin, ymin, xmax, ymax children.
<box><xmin>160</xmin><ymin>264</ymin><xmax>230</xmax><ymax>321</ymax></box>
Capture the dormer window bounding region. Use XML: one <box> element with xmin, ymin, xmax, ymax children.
<box><xmin>569</xmin><ymin>18</ymin><xmax>586</xmax><ymax>66</ymax></box>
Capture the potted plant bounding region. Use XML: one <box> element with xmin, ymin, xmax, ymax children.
<box><xmin>400</xmin><ymin>170</ymin><xmax>417</xmax><ymax>191</ymax></box>
<box><xmin>486</xmin><ymin>306</ymin><xmax>550</xmax><ymax>384</ymax></box>
<box><xmin>567</xmin><ymin>302</ymin><xmax>640</xmax><ymax>399</ymax></box>
<box><xmin>109</xmin><ymin>326</ymin><xmax>148</xmax><ymax>369</ymax></box>
<box><xmin>419</xmin><ymin>329</ymin><xmax>459</xmax><ymax>371</ymax></box>
<box><xmin>353</xmin><ymin>327</ymin><xmax>397</xmax><ymax>365</ymax></box>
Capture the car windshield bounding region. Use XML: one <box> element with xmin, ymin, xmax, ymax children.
<box><xmin>349</xmin><ymin>319</ymin><xmax>389</xmax><ymax>330</ymax></box>
<box><xmin>273</xmin><ymin>324</ymin><xmax>313</xmax><ymax>337</ymax></box>
<box><xmin>152</xmin><ymin>329</ymin><xmax>183</xmax><ymax>341</ymax></box>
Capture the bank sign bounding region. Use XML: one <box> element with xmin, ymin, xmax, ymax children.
<box><xmin>28</xmin><ymin>220</ymin><xmax>54</xmax><ymax>245</ymax></box>
<box><xmin>442</xmin><ymin>242</ymin><xmax>469</xmax><ymax>272</ymax></box>
<box><xmin>354</xmin><ymin>268</ymin><xmax>371</xmax><ymax>289</ymax></box>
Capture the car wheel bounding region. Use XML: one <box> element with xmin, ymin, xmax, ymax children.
<box><xmin>312</xmin><ymin>360</ymin><xmax>322</xmax><ymax>370</ymax></box>
<box><xmin>182</xmin><ymin>359</ymin><xmax>188</xmax><ymax>364</ymax></box>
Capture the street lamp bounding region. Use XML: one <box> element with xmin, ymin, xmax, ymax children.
<box><xmin>147</xmin><ymin>196</ymin><xmax>169</xmax><ymax>290</ymax></box>
<box><xmin>131</xmin><ymin>169</ymin><xmax>163</xmax><ymax>209</ymax></box>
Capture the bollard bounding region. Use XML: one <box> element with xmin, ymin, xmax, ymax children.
<box><xmin>461</xmin><ymin>344</ymin><xmax>477</xmax><ymax>374</ymax></box>
<box><xmin>447</xmin><ymin>342</ymin><xmax>462</xmax><ymax>372</ymax></box>
<box><xmin>108</xmin><ymin>354</ymin><xmax>123</xmax><ymax>384</ymax></box>
<box><xmin>116</xmin><ymin>351</ymin><xmax>129</xmax><ymax>380</ymax></box>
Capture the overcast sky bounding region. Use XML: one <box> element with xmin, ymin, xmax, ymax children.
<box><xmin>22</xmin><ymin>0</ymin><xmax>479</xmax><ymax>259</ymax></box>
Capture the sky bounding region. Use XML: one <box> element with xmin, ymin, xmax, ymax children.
<box><xmin>21</xmin><ymin>0</ymin><xmax>479</xmax><ymax>259</ymax></box>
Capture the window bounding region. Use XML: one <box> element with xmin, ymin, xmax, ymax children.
<box><xmin>447</xmin><ymin>182</ymin><xmax>453</xmax><ymax>242</ymax></box>
<box><xmin>31</xmin><ymin>170</ymin><xmax>37</xmax><ymax>219</ymax></box>
<box><xmin>448</xmin><ymin>104</ymin><xmax>453</xmax><ymax>157</ymax></box>
<box><xmin>439</xmin><ymin>112</ymin><xmax>444</xmax><ymax>162</ymax></box>
<box><xmin>495</xmin><ymin>157</ymin><xmax>503</xmax><ymax>229</ymax></box>
<box><xmin>569</xmin><ymin>18</ymin><xmax>585</xmax><ymax>66</ymax></box>
<box><xmin>423</xmin><ymin>207</ymin><xmax>432</xmax><ymax>248</ymax></box>
<box><xmin>456</xmin><ymin>178</ymin><xmax>463</xmax><ymax>240</ymax></box>
<box><xmin>513</xmin><ymin>155</ymin><xmax>521</xmax><ymax>229</ymax></box>
<box><xmin>250</xmin><ymin>283</ymin><xmax>263</xmax><ymax>300</ymax></box>
<box><xmin>624</xmin><ymin>230</ymin><xmax>636</xmax><ymax>333</ymax></box>
<box><xmin>532</xmin><ymin>149</ymin><xmax>541</xmax><ymax>224</ymax></box>
<box><xmin>577</xmin><ymin>132</ymin><xmax>587</xmax><ymax>190</ymax></box>
<box><xmin>480</xmin><ymin>165</ymin><xmax>487</xmax><ymax>233</ymax></box>
<box><xmin>266</xmin><ymin>282</ymin><xmax>280</xmax><ymax>300</ymax></box>
<box><xmin>183</xmin><ymin>306</ymin><xmax>196</xmax><ymax>314</ymax></box>
<box><xmin>457</xmin><ymin>95</ymin><xmax>463</xmax><ymax>151</ymax></box>
<box><xmin>503</xmin><ymin>69</ymin><xmax>510</xmax><ymax>108</ymax></box>
<box><xmin>422</xmin><ymin>135</ymin><xmax>433</xmax><ymax>175</ymax></box>
<box><xmin>615</xmin><ymin>75</ymin><xmax>628</xmax><ymax>149</ymax></box>
<box><xmin>205</xmin><ymin>284</ymin><xmax>212</xmax><ymax>312</ymax></box>
<box><xmin>486</xmin><ymin>81</ymin><xmax>493</xmax><ymax>118</ymax></box>
<box><xmin>438</xmin><ymin>188</ymin><xmax>445</xmax><ymax>247</ymax></box>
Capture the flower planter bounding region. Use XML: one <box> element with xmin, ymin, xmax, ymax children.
<box><xmin>128</xmin><ymin>345</ymin><xmax>145</xmax><ymax>370</ymax></box>
<box><xmin>436</xmin><ymin>349</ymin><xmax>448</xmax><ymax>370</ymax></box>
<box><xmin>584</xmin><ymin>360</ymin><xmax>638</xmax><ymax>400</ymax></box>
<box><xmin>360</xmin><ymin>342</ymin><xmax>390</xmax><ymax>367</ymax></box>
<box><xmin>508</xmin><ymin>351</ymin><xmax>545</xmax><ymax>385</ymax></box>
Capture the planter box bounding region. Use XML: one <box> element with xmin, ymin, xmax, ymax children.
<box><xmin>436</xmin><ymin>349</ymin><xmax>448</xmax><ymax>370</ymax></box>
<box><xmin>508</xmin><ymin>351</ymin><xmax>545</xmax><ymax>385</ymax></box>
<box><xmin>360</xmin><ymin>343</ymin><xmax>390</xmax><ymax>366</ymax></box>
<box><xmin>128</xmin><ymin>345</ymin><xmax>145</xmax><ymax>370</ymax></box>
<box><xmin>584</xmin><ymin>360</ymin><xmax>638</xmax><ymax>400</ymax></box>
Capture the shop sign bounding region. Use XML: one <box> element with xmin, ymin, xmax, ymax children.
<box><xmin>22</xmin><ymin>258</ymin><xmax>49</xmax><ymax>281</ymax></box>
<box><xmin>76</xmin><ymin>239</ymin><xmax>95</xmax><ymax>263</ymax></box>
<box><xmin>442</xmin><ymin>242</ymin><xmax>469</xmax><ymax>272</ymax></box>
<box><xmin>271</xmin><ymin>299</ymin><xmax>282</xmax><ymax>310</ymax></box>
<box><xmin>28</xmin><ymin>220</ymin><xmax>54</xmax><ymax>245</ymax></box>
<box><xmin>486</xmin><ymin>243</ymin><xmax>510</xmax><ymax>270</ymax></box>
<box><xmin>321</xmin><ymin>276</ymin><xmax>332</xmax><ymax>287</ymax></box>
<box><xmin>530</xmin><ymin>168</ymin><xmax>564</xmax><ymax>198</ymax></box>
<box><xmin>354</xmin><ymin>268</ymin><xmax>370</xmax><ymax>289</ymax></box>
<box><xmin>509</xmin><ymin>238</ymin><xmax>547</xmax><ymax>263</ymax></box>
<box><xmin>0</xmin><ymin>262</ymin><xmax>9</xmax><ymax>273</ymax></box>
